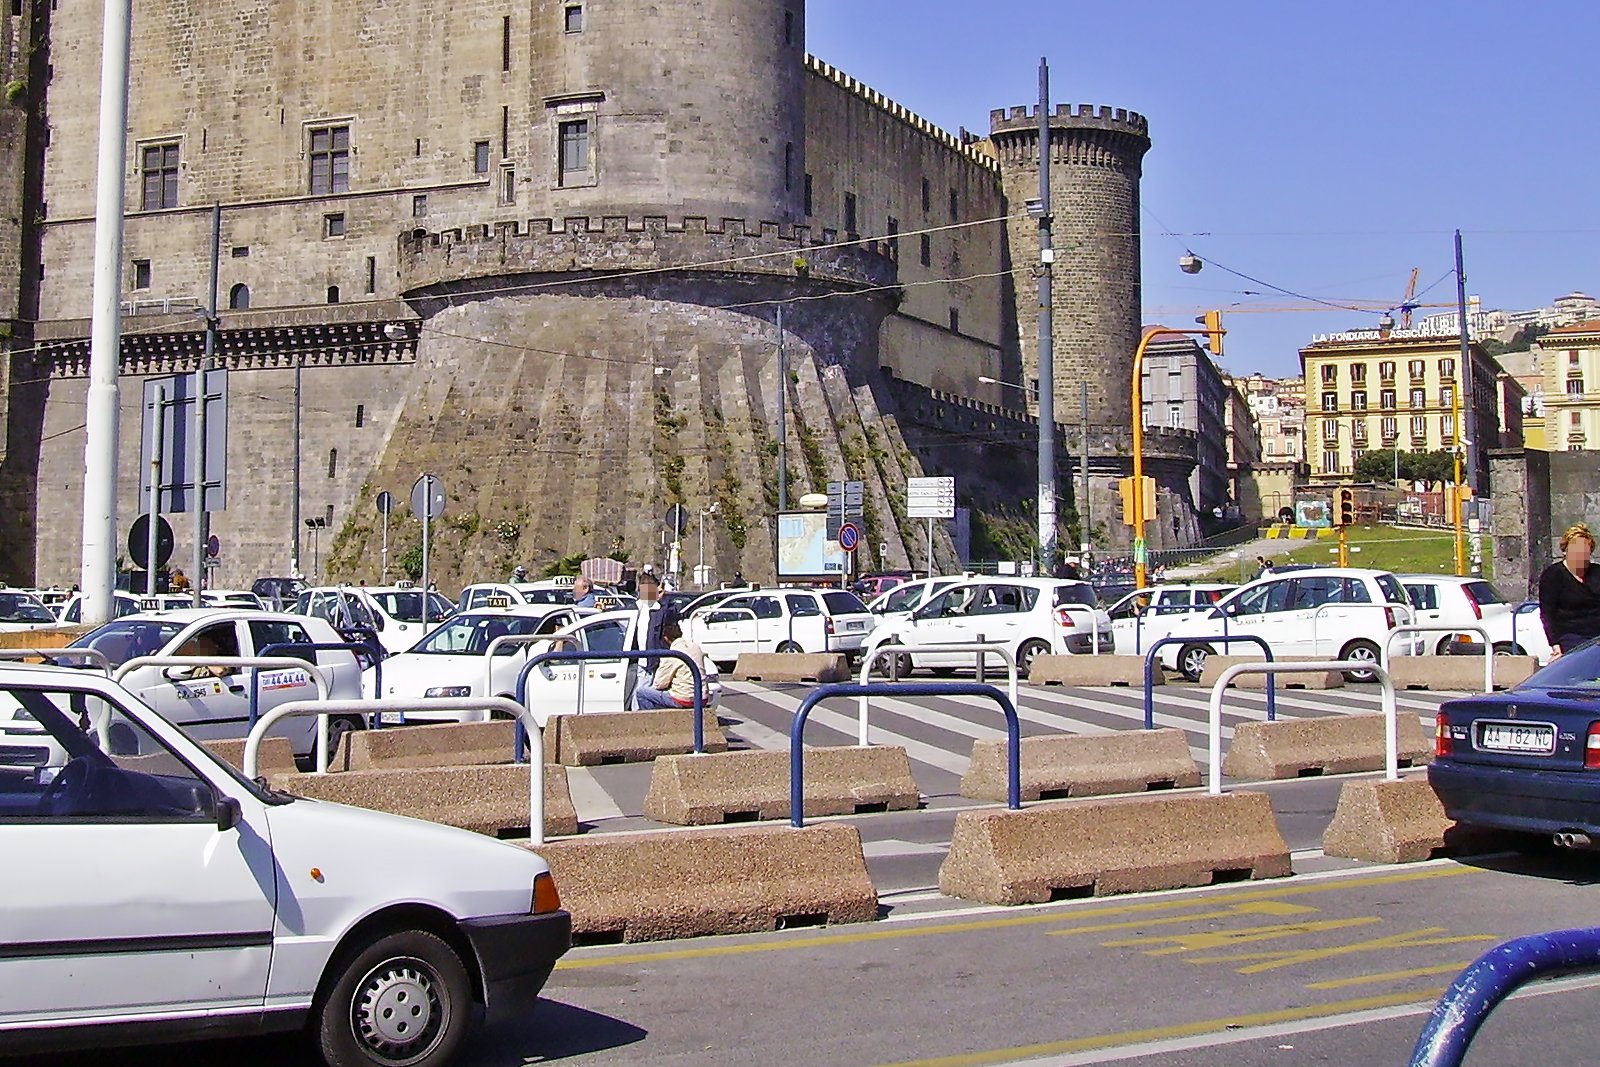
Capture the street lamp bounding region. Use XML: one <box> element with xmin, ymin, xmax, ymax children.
<box><xmin>303</xmin><ymin>517</ymin><xmax>327</xmax><ymax>584</ymax></box>
<box><xmin>697</xmin><ymin>502</ymin><xmax>719</xmax><ymax>590</ymax></box>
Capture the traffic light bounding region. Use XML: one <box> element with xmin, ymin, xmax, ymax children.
<box><xmin>1335</xmin><ymin>486</ymin><xmax>1357</xmax><ymax>528</ymax></box>
<box><xmin>1118</xmin><ymin>476</ymin><xmax>1157</xmax><ymax>527</ymax></box>
<box><xmin>1195</xmin><ymin>310</ymin><xmax>1225</xmax><ymax>357</ymax></box>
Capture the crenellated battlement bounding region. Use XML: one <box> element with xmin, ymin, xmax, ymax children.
<box><xmin>806</xmin><ymin>54</ymin><xmax>1000</xmax><ymax>173</ymax></box>
<box><xmin>396</xmin><ymin>214</ymin><xmax>901</xmax><ymax>296</ymax></box>
<box><xmin>988</xmin><ymin>102</ymin><xmax>1150</xmax><ymax>139</ymax></box>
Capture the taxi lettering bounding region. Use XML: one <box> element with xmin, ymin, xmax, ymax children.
<box><xmin>259</xmin><ymin>669</ymin><xmax>310</xmax><ymax>692</ymax></box>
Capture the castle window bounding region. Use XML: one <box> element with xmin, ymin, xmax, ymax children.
<box><xmin>230</xmin><ymin>245</ymin><xmax>249</xmax><ymax>258</ymax></box>
<box><xmin>474</xmin><ymin>140</ymin><xmax>491</xmax><ymax>174</ymax></box>
<box><xmin>948</xmin><ymin>307</ymin><xmax>960</xmax><ymax>333</ymax></box>
<box><xmin>411</xmin><ymin>194</ymin><xmax>428</xmax><ymax>218</ymax></box>
<box><xmin>784</xmin><ymin>143</ymin><xmax>793</xmax><ymax>192</ymax></box>
<box><xmin>326</xmin><ymin>285</ymin><xmax>340</xmax><ymax>304</ymax></box>
<box><xmin>500</xmin><ymin>165</ymin><xmax>516</xmax><ymax>205</ymax></box>
<box><xmin>557</xmin><ymin>119</ymin><xmax>591</xmax><ymax>186</ymax></box>
<box><xmin>949</xmin><ymin>188</ymin><xmax>958</xmax><ymax>222</ymax></box>
<box><xmin>324</xmin><ymin>212</ymin><xmax>346</xmax><ymax>238</ymax></box>
<box><xmin>784</xmin><ymin>10</ymin><xmax>795</xmax><ymax>45</ymax></box>
<box><xmin>228</xmin><ymin>284</ymin><xmax>250</xmax><ymax>310</ymax></box>
<box><xmin>365</xmin><ymin>256</ymin><xmax>376</xmax><ymax>294</ymax></box>
<box><xmin>920</xmin><ymin>233</ymin><xmax>931</xmax><ymax>267</ymax></box>
<box><xmin>843</xmin><ymin>192</ymin><xmax>857</xmax><ymax>234</ymax></box>
<box><xmin>502</xmin><ymin>15</ymin><xmax>512</xmax><ymax>70</ymax></box>
<box><xmin>803</xmin><ymin>174</ymin><xmax>812</xmax><ymax>216</ymax></box>
<box><xmin>921</xmin><ymin>178</ymin><xmax>931</xmax><ymax>216</ymax></box>
<box><xmin>354</xmin><ymin>405</ymin><xmax>365</xmax><ymax>428</ymax></box>
<box><xmin>563</xmin><ymin>4</ymin><xmax>582</xmax><ymax>32</ymax></box>
<box><xmin>140</xmin><ymin>142</ymin><xmax>180</xmax><ymax>211</ymax></box>
<box><xmin>327</xmin><ymin>448</ymin><xmax>338</xmax><ymax>478</ymax></box>
<box><xmin>887</xmin><ymin>217</ymin><xmax>899</xmax><ymax>258</ymax></box>
<box><xmin>131</xmin><ymin>259</ymin><xmax>151</xmax><ymax>290</ymax></box>
<box><xmin>308</xmin><ymin>124</ymin><xmax>350</xmax><ymax>195</ymax></box>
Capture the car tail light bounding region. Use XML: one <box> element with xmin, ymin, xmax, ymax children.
<box><xmin>1585</xmin><ymin>723</ymin><xmax>1600</xmax><ymax>770</ymax></box>
<box><xmin>532</xmin><ymin>871</ymin><xmax>562</xmax><ymax>914</ymax></box>
<box><xmin>1436</xmin><ymin>713</ymin><xmax>1452</xmax><ymax>757</ymax></box>
<box><xmin>1384</xmin><ymin>607</ymin><xmax>1397</xmax><ymax>629</ymax></box>
<box><xmin>1055</xmin><ymin>607</ymin><xmax>1076</xmax><ymax>628</ymax></box>
<box><xmin>825</xmin><ymin>617</ymin><xmax>836</xmax><ymax>635</ymax></box>
<box><xmin>1465</xmin><ymin>589</ymin><xmax>1482</xmax><ymax>620</ymax></box>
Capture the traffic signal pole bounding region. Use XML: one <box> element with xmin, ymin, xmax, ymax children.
<box><xmin>1338</xmin><ymin>523</ymin><xmax>1349</xmax><ymax>567</ymax></box>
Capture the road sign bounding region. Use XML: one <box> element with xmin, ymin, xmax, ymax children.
<box><xmin>375</xmin><ymin>490</ymin><xmax>395</xmax><ymax>515</ymax></box>
<box><xmin>410</xmin><ymin>474</ymin><xmax>446</xmax><ymax>521</ymax></box>
<box><xmin>838</xmin><ymin>522</ymin><xmax>861</xmax><ymax>552</ymax></box>
<box><xmin>1133</xmin><ymin>538</ymin><xmax>1148</xmax><ymax>565</ymax></box>
<box><xmin>906</xmin><ymin>476</ymin><xmax>956</xmax><ymax>519</ymax></box>
<box><xmin>826</xmin><ymin>480</ymin><xmax>866</xmax><ymax>539</ymax></box>
<box><xmin>139</xmin><ymin>369</ymin><xmax>229</xmax><ymax>514</ymax></box>
<box><xmin>205</xmin><ymin>534</ymin><xmax>221</xmax><ymax>559</ymax></box>
<box><xmin>665</xmin><ymin>504</ymin><xmax>690</xmax><ymax>536</ymax></box>
<box><xmin>128</xmin><ymin>514</ymin><xmax>175</xmax><ymax>570</ymax></box>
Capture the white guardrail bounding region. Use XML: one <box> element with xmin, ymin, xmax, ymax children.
<box><xmin>1206</xmin><ymin>660</ymin><xmax>1398</xmax><ymax>795</ymax></box>
<box><xmin>114</xmin><ymin>655</ymin><xmax>332</xmax><ymax>770</ymax></box>
<box><xmin>0</xmin><ymin>647</ymin><xmax>112</xmax><ymax>674</ymax></box>
<box><xmin>244</xmin><ymin>696</ymin><xmax>551</xmax><ymax>845</ymax></box>
<box><xmin>857</xmin><ymin>639</ymin><xmax>1019</xmax><ymax>747</ymax></box>
<box><xmin>1383</xmin><ymin>624</ymin><xmax>1494</xmax><ymax>694</ymax></box>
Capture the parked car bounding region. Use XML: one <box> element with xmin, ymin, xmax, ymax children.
<box><xmin>1478</xmin><ymin>600</ymin><xmax>1555</xmax><ymax>663</ymax></box>
<box><xmin>865</xmin><ymin>576</ymin><xmax>964</xmax><ymax>628</ymax></box>
<box><xmin>1157</xmin><ymin>567</ymin><xmax>1418</xmax><ymax>682</ymax></box>
<box><xmin>67</xmin><ymin>608</ymin><xmax>365</xmax><ymax>758</ymax></box>
<box><xmin>686</xmin><ymin>588</ymin><xmax>875</xmax><ymax>670</ymax></box>
<box><xmin>1430</xmin><ymin>638</ymin><xmax>1600</xmax><ymax>846</ymax></box>
<box><xmin>291</xmin><ymin>584</ymin><xmax>457</xmax><ymax>657</ymax></box>
<box><xmin>201</xmin><ymin>588</ymin><xmax>268</xmax><ymax>610</ymax></box>
<box><xmin>852</xmin><ymin>571</ymin><xmax>916</xmax><ymax>600</ymax></box>
<box><xmin>55</xmin><ymin>590</ymin><xmax>142</xmax><ymax>623</ymax></box>
<box><xmin>364</xmin><ymin>604</ymin><xmax>582</xmax><ymax>711</ymax></box>
<box><xmin>1397</xmin><ymin>574</ymin><xmax>1514</xmax><ymax>654</ymax></box>
<box><xmin>866</xmin><ymin>576</ymin><xmax>1114</xmax><ymax>677</ymax></box>
<box><xmin>1106</xmin><ymin>583</ymin><xmax>1236</xmax><ymax>656</ymax></box>
<box><xmin>250</xmin><ymin>575</ymin><xmax>307</xmax><ymax>612</ymax></box>
<box><xmin>0</xmin><ymin>662</ymin><xmax>570</xmax><ymax>1062</ymax></box>
<box><xmin>0</xmin><ymin>589</ymin><xmax>61</xmax><ymax>633</ymax></box>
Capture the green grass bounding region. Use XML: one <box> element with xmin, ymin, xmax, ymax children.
<box><xmin>1197</xmin><ymin>524</ymin><xmax>1493</xmax><ymax>582</ymax></box>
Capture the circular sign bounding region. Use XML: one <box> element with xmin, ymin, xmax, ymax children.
<box><xmin>205</xmin><ymin>534</ymin><xmax>221</xmax><ymax>559</ymax></box>
<box><xmin>375</xmin><ymin>490</ymin><xmax>395</xmax><ymax>515</ymax></box>
<box><xmin>128</xmin><ymin>514</ymin><xmax>175</xmax><ymax>570</ymax></box>
<box><xmin>410</xmin><ymin>474</ymin><xmax>447</xmax><ymax>521</ymax></box>
<box><xmin>664</xmin><ymin>504</ymin><xmax>689</xmax><ymax>536</ymax></box>
<box><xmin>838</xmin><ymin>522</ymin><xmax>861</xmax><ymax>552</ymax></box>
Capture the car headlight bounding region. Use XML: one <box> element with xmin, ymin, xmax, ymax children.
<box><xmin>424</xmin><ymin>685</ymin><xmax>472</xmax><ymax>698</ymax></box>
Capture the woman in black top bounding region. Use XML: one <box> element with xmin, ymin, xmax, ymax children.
<box><xmin>1539</xmin><ymin>523</ymin><xmax>1600</xmax><ymax>658</ymax></box>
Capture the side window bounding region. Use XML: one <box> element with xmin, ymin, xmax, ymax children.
<box><xmin>882</xmin><ymin>586</ymin><xmax>916</xmax><ymax>613</ymax></box>
<box><xmin>787</xmin><ymin>595</ymin><xmax>822</xmax><ymax>618</ymax></box>
<box><xmin>751</xmin><ymin>597</ymin><xmax>783</xmax><ymax>620</ymax></box>
<box><xmin>1230</xmin><ymin>584</ymin><xmax>1274</xmax><ymax>616</ymax></box>
<box><xmin>926</xmin><ymin>586</ymin><xmax>977</xmax><ymax>617</ymax></box>
<box><xmin>1290</xmin><ymin>577</ymin><xmax>1342</xmax><ymax>609</ymax></box>
<box><xmin>1406</xmin><ymin>584</ymin><xmax>1437</xmax><ymax>611</ymax></box>
<box><xmin>1263</xmin><ymin>581</ymin><xmax>1296</xmax><ymax>613</ymax></box>
<box><xmin>1342</xmin><ymin>578</ymin><xmax>1373</xmax><ymax>604</ymax></box>
<box><xmin>249</xmin><ymin>620</ymin><xmax>314</xmax><ymax>656</ymax></box>
<box><xmin>976</xmin><ymin>585</ymin><xmax>1026</xmax><ymax>615</ymax></box>
<box><xmin>579</xmin><ymin>620</ymin><xmax>628</xmax><ymax>654</ymax></box>
<box><xmin>177</xmin><ymin>622</ymin><xmax>242</xmax><ymax>660</ymax></box>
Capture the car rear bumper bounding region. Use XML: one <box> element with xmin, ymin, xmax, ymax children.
<box><xmin>1063</xmin><ymin>631</ymin><xmax>1116</xmax><ymax>655</ymax></box>
<box><xmin>1429</xmin><ymin>759</ymin><xmax>1600</xmax><ymax>836</ymax></box>
<box><xmin>460</xmin><ymin>909</ymin><xmax>572</xmax><ymax>1023</ymax></box>
<box><xmin>828</xmin><ymin>632</ymin><xmax>871</xmax><ymax>653</ymax></box>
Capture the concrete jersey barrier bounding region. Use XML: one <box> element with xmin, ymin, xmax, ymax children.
<box><xmin>732</xmin><ymin>652</ymin><xmax>852</xmax><ymax>683</ymax></box>
<box><xmin>1203</xmin><ymin>655</ymin><xmax>1344</xmax><ymax>690</ymax></box>
<box><xmin>961</xmin><ymin>729</ymin><xmax>1199</xmax><ymax>802</ymax></box>
<box><xmin>643</xmin><ymin>746</ymin><xmax>920</xmax><ymax>825</ymax></box>
<box><xmin>1387</xmin><ymin>655</ymin><xmax>1538</xmax><ymax>692</ymax></box>
<box><xmin>206</xmin><ymin>736</ymin><xmax>298</xmax><ymax>778</ymax></box>
<box><xmin>269</xmin><ymin>762</ymin><xmax>579</xmax><ymax>837</ymax></box>
<box><xmin>1224</xmin><ymin>713</ymin><xmax>1433</xmax><ymax>780</ymax></box>
<box><xmin>343</xmin><ymin>719</ymin><xmax>518</xmax><ymax>770</ymax></box>
<box><xmin>545</xmin><ymin>707</ymin><xmax>728</xmax><ymax>766</ymax></box>
<box><xmin>1028</xmin><ymin>654</ymin><xmax>1159</xmax><ymax>688</ymax></box>
<box><xmin>1322</xmin><ymin>775</ymin><xmax>1455</xmax><ymax>864</ymax></box>
<box><xmin>938</xmin><ymin>791</ymin><xmax>1291</xmax><ymax>906</ymax></box>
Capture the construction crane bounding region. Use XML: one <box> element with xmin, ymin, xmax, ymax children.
<box><xmin>1398</xmin><ymin>267</ymin><xmax>1421</xmax><ymax>329</ymax></box>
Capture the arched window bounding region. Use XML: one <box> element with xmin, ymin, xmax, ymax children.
<box><xmin>228</xmin><ymin>283</ymin><xmax>250</xmax><ymax>310</ymax></box>
<box><xmin>326</xmin><ymin>285</ymin><xmax>340</xmax><ymax>304</ymax></box>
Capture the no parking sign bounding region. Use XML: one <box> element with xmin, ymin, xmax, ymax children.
<box><xmin>838</xmin><ymin>522</ymin><xmax>860</xmax><ymax>553</ymax></box>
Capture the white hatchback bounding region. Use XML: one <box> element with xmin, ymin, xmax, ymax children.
<box><xmin>865</xmin><ymin>576</ymin><xmax>964</xmax><ymax>629</ymax></box>
<box><xmin>686</xmin><ymin>588</ymin><xmax>875</xmax><ymax>669</ymax></box>
<box><xmin>1158</xmin><ymin>567</ymin><xmax>1419</xmax><ymax>681</ymax></box>
<box><xmin>0</xmin><ymin>664</ymin><xmax>570</xmax><ymax>1064</ymax></box>
<box><xmin>1397</xmin><ymin>574</ymin><xmax>1514</xmax><ymax>655</ymax></box>
<box><xmin>292</xmin><ymin>584</ymin><xmax>458</xmax><ymax>657</ymax></box>
<box><xmin>1106</xmin><ymin>583</ymin><xmax>1236</xmax><ymax>656</ymax></box>
<box><xmin>0</xmin><ymin>589</ymin><xmax>60</xmax><ymax>633</ymax></box>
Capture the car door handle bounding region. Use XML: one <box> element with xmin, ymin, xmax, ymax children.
<box><xmin>599</xmin><ymin>672</ymin><xmax>618</xmax><ymax>679</ymax></box>
<box><xmin>228</xmin><ymin>684</ymin><xmax>246</xmax><ymax>694</ymax></box>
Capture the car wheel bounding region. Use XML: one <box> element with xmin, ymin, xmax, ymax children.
<box><xmin>1340</xmin><ymin>639</ymin><xmax>1381</xmax><ymax>682</ymax></box>
<box><xmin>326</xmin><ymin>715</ymin><xmax>364</xmax><ymax>759</ymax></box>
<box><xmin>1177</xmin><ymin>643</ymin><xmax>1212</xmax><ymax>684</ymax></box>
<box><xmin>316</xmin><ymin>928</ymin><xmax>473</xmax><ymax>1067</ymax></box>
<box><xmin>871</xmin><ymin>648</ymin><xmax>914</xmax><ymax>679</ymax></box>
<box><xmin>1017</xmin><ymin>639</ymin><xmax>1051</xmax><ymax>676</ymax></box>
<box><xmin>1435</xmin><ymin>635</ymin><xmax>1456</xmax><ymax>656</ymax></box>
<box><xmin>775</xmin><ymin>641</ymin><xmax>804</xmax><ymax>654</ymax></box>
<box><xmin>1493</xmin><ymin>642</ymin><xmax>1525</xmax><ymax>657</ymax></box>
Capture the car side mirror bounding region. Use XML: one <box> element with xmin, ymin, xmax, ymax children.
<box><xmin>163</xmin><ymin>666</ymin><xmax>189</xmax><ymax>681</ymax></box>
<box><xmin>214</xmin><ymin>794</ymin><xmax>242</xmax><ymax>832</ymax></box>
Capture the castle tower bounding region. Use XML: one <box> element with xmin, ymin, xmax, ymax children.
<box><xmin>526</xmin><ymin>0</ymin><xmax>806</xmax><ymax>222</ymax></box>
<box><xmin>990</xmin><ymin>104</ymin><xmax>1151</xmax><ymax>431</ymax></box>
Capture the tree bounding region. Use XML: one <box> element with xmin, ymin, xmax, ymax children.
<box><xmin>1354</xmin><ymin>447</ymin><xmax>1404</xmax><ymax>484</ymax></box>
<box><xmin>1409</xmin><ymin>449</ymin><xmax>1458</xmax><ymax>489</ymax></box>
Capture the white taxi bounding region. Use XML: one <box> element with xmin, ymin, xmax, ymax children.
<box><xmin>1106</xmin><ymin>583</ymin><xmax>1235</xmax><ymax>655</ymax></box>
<box><xmin>67</xmin><ymin>609</ymin><xmax>365</xmax><ymax>758</ymax></box>
<box><xmin>0</xmin><ymin>589</ymin><xmax>60</xmax><ymax>633</ymax></box>
<box><xmin>291</xmin><ymin>584</ymin><xmax>458</xmax><ymax>657</ymax></box>
<box><xmin>686</xmin><ymin>588</ymin><xmax>875</xmax><ymax>670</ymax></box>
<box><xmin>0</xmin><ymin>663</ymin><xmax>570</xmax><ymax>1064</ymax></box>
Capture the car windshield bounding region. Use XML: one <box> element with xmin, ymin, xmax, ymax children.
<box><xmin>822</xmin><ymin>591</ymin><xmax>868</xmax><ymax>615</ymax></box>
<box><xmin>0</xmin><ymin>593</ymin><xmax>54</xmax><ymax>623</ymax></box>
<box><xmin>1374</xmin><ymin>573</ymin><xmax>1409</xmax><ymax>606</ymax></box>
<box><xmin>370</xmin><ymin>590</ymin><xmax>455</xmax><ymax>623</ymax></box>
<box><xmin>1464</xmin><ymin>580</ymin><xmax>1505</xmax><ymax>606</ymax></box>
<box><xmin>1053</xmin><ymin>583</ymin><xmax>1100</xmax><ymax>608</ymax></box>
<box><xmin>1524</xmin><ymin>640</ymin><xmax>1600</xmax><ymax>689</ymax></box>
<box><xmin>68</xmin><ymin>619</ymin><xmax>186</xmax><ymax>668</ymax></box>
<box><xmin>412</xmin><ymin>613</ymin><xmax>563</xmax><ymax>655</ymax></box>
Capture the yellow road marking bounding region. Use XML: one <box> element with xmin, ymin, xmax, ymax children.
<box><xmin>1045</xmin><ymin>900</ymin><xmax>1316</xmax><ymax>938</ymax></box>
<box><xmin>868</xmin><ymin>986</ymin><xmax>1448</xmax><ymax>1067</ymax></box>
<box><xmin>1307</xmin><ymin>962</ymin><xmax>1475</xmax><ymax>990</ymax></box>
<box><xmin>555</xmin><ymin>864</ymin><xmax>1475</xmax><ymax>971</ymax></box>
<box><xmin>1105</xmin><ymin>917</ymin><xmax>1381</xmax><ymax>956</ymax></box>
<box><xmin>1188</xmin><ymin>926</ymin><xmax>1498</xmax><ymax>974</ymax></box>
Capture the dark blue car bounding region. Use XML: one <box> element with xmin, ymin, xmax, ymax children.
<box><xmin>1430</xmin><ymin>638</ymin><xmax>1600</xmax><ymax>844</ymax></box>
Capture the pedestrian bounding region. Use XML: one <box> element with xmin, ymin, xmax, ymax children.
<box><xmin>1539</xmin><ymin>523</ymin><xmax>1600</xmax><ymax>659</ymax></box>
<box><xmin>630</xmin><ymin>567</ymin><xmax>668</xmax><ymax>699</ymax></box>
<box><xmin>631</xmin><ymin>613</ymin><xmax>709</xmax><ymax>710</ymax></box>
<box><xmin>170</xmin><ymin>568</ymin><xmax>191</xmax><ymax>593</ymax></box>
<box><xmin>1255</xmin><ymin>556</ymin><xmax>1274</xmax><ymax>579</ymax></box>
<box><xmin>571</xmin><ymin>575</ymin><xmax>602</xmax><ymax>608</ymax></box>
<box><xmin>510</xmin><ymin>564</ymin><xmax>528</xmax><ymax>583</ymax></box>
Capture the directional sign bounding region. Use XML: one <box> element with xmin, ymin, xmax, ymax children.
<box><xmin>907</xmin><ymin>476</ymin><xmax>956</xmax><ymax>519</ymax></box>
<box><xmin>838</xmin><ymin>522</ymin><xmax>861</xmax><ymax>553</ymax></box>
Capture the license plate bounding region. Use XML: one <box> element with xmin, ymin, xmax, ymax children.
<box><xmin>1477</xmin><ymin>721</ymin><xmax>1555</xmax><ymax>754</ymax></box>
<box><xmin>380</xmin><ymin>712</ymin><xmax>407</xmax><ymax>725</ymax></box>
<box><xmin>846</xmin><ymin>621</ymin><xmax>865</xmax><ymax>631</ymax></box>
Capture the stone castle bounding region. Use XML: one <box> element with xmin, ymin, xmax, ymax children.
<box><xmin>0</xmin><ymin>0</ymin><xmax>1197</xmax><ymax>587</ymax></box>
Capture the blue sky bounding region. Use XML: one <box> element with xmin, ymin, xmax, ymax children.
<box><xmin>807</xmin><ymin>0</ymin><xmax>1598</xmax><ymax>379</ymax></box>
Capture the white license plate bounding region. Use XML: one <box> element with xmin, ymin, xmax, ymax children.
<box><xmin>380</xmin><ymin>712</ymin><xmax>407</xmax><ymax>725</ymax></box>
<box><xmin>846</xmin><ymin>621</ymin><xmax>866</xmax><ymax>631</ymax></box>
<box><xmin>1478</xmin><ymin>721</ymin><xmax>1555</xmax><ymax>754</ymax></box>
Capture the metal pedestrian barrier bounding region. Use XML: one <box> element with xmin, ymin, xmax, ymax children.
<box><xmin>1409</xmin><ymin>927</ymin><xmax>1600</xmax><ymax>1066</ymax></box>
<box><xmin>256</xmin><ymin>641</ymin><xmax>380</xmax><ymax>725</ymax></box>
<box><xmin>1206</xmin><ymin>660</ymin><xmax>1397</xmax><ymax>794</ymax></box>
<box><xmin>243</xmin><ymin>696</ymin><xmax>554</xmax><ymax>845</ymax></box>
<box><xmin>1143</xmin><ymin>635</ymin><xmax>1276</xmax><ymax>728</ymax></box>
<box><xmin>855</xmin><ymin>640</ymin><xmax>1018</xmax><ymax>747</ymax></box>
<box><xmin>1383</xmin><ymin>624</ymin><xmax>1493</xmax><ymax>693</ymax></box>
<box><xmin>790</xmin><ymin>682</ymin><xmax>1021</xmax><ymax>826</ymax></box>
<box><xmin>115</xmin><ymin>655</ymin><xmax>332</xmax><ymax>770</ymax></box>
<box><xmin>0</xmin><ymin>647</ymin><xmax>112</xmax><ymax>674</ymax></box>
<box><xmin>513</xmin><ymin>648</ymin><xmax>709</xmax><ymax>763</ymax></box>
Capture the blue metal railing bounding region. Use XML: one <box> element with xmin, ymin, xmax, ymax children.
<box><xmin>789</xmin><ymin>682</ymin><xmax>1020</xmax><ymax>827</ymax></box>
<box><xmin>1410</xmin><ymin>927</ymin><xmax>1600</xmax><ymax>1066</ymax></box>
<box><xmin>251</xmin><ymin>641</ymin><xmax>378</xmax><ymax>727</ymax></box>
<box><xmin>513</xmin><ymin>648</ymin><xmax>707</xmax><ymax>763</ymax></box>
<box><xmin>1143</xmin><ymin>635</ymin><xmax>1276</xmax><ymax>729</ymax></box>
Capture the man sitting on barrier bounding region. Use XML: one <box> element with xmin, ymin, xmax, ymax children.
<box><xmin>631</xmin><ymin>613</ymin><xmax>708</xmax><ymax>710</ymax></box>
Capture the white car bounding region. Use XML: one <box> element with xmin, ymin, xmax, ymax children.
<box><xmin>0</xmin><ymin>589</ymin><xmax>61</xmax><ymax>633</ymax></box>
<box><xmin>1474</xmin><ymin>599</ymin><xmax>1554</xmax><ymax>663</ymax></box>
<box><xmin>201</xmin><ymin>588</ymin><xmax>268</xmax><ymax>610</ymax></box>
<box><xmin>67</xmin><ymin>609</ymin><xmax>365</xmax><ymax>758</ymax></box>
<box><xmin>0</xmin><ymin>663</ymin><xmax>570</xmax><ymax>1063</ymax></box>
<box><xmin>687</xmin><ymin>588</ymin><xmax>875</xmax><ymax>669</ymax></box>
<box><xmin>865</xmin><ymin>576</ymin><xmax>964</xmax><ymax>629</ymax></box>
<box><xmin>867</xmin><ymin>576</ymin><xmax>1114</xmax><ymax>676</ymax></box>
<box><xmin>1158</xmin><ymin>567</ymin><xmax>1419</xmax><ymax>681</ymax></box>
<box><xmin>291</xmin><ymin>584</ymin><xmax>457</xmax><ymax>657</ymax></box>
<box><xmin>55</xmin><ymin>590</ymin><xmax>143</xmax><ymax>623</ymax></box>
<box><xmin>1106</xmin><ymin>583</ymin><xmax>1236</xmax><ymax>656</ymax></box>
<box><xmin>1397</xmin><ymin>574</ymin><xmax>1513</xmax><ymax>654</ymax></box>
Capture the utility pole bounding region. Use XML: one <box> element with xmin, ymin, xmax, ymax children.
<box><xmin>777</xmin><ymin>303</ymin><xmax>787</xmax><ymax>511</ymax></box>
<box><xmin>191</xmin><ymin>203</ymin><xmax>220</xmax><ymax>604</ymax></box>
<box><xmin>1079</xmin><ymin>382</ymin><xmax>1090</xmax><ymax>561</ymax></box>
<box><xmin>1035</xmin><ymin>57</ymin><xmax>1057</xmax><ymax>575</ymax></box>
<box><xmin>291</xmin><ymin>360</ymin><xmax>301</xmax><ymax>576</ymax></box>
<box><xmin>1453</xmin><ymin>230</ymin><xmax>1469</xmax><ymax>578</ymax></box>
